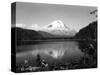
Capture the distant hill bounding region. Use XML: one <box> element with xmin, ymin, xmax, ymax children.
<box><xmin>75</xmin><ymin>21</ymin><xmax>97</xmax><ymax>40</ymax></box>
<box><xmin>38</xmin><ymin>31</ymin><xmax>54</xmax><ymax>38</ymax></box>
<box><xmin>12</xmin><ymin>27</ymin><xmax>43</xmax><ymax>40</ymax></box>
<box><xmin>12</xmin><ymin>27</ymin><xmax>43</xmax><ymax>45</ymax></box>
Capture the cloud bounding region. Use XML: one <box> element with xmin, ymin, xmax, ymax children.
<box><xmin>16</xmin><ymin>24</ymin><xmax>26</xmax><ymax>28</ymax></box>
<box><xmin>26</xmin><ymin>24</ymin><xmax>40</xmax><ymax>31</ymax></box>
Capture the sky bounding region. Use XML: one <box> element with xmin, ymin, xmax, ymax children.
<box><xmin>16</xmin><ymin>2</ymin><xmax>97</xmax><ymax>32</ymax></box>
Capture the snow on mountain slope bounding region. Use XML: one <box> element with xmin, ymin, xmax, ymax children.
<box><xmin>40</xmin><ymin>20</ymin><xmax>76</xmax><ymax>36</ymax></box>
<box><xmin>46</xmin><ymin>20</ymin><xmax>68</xmax><ymax>30</ymax></box>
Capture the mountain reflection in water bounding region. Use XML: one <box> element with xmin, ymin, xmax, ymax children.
<box><xmin>31</xmin><ymin>48</ymin><xmax>66</xmax><ymax>59</ymax></box>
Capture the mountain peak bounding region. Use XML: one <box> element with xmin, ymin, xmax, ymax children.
<box><xmin>45</xmin><ymin>20</ymin><xmax>76</xmax><ymax>36</ymax></box>
<box><xmin>51</xmin><ymin>20</ymin><xmax>63</xmax><ymax>25</ymax></box>
<box><xmin>47</xmin><ymin>20</ymin><xmax>69</xmax><ymax>31</ymax></box>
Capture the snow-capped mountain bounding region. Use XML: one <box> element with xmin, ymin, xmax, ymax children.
<box><xmin>45</xmin><ymin>20</ymin><xmax>68</xmax><ymax>30</ymax></box>
<box><xmin>42</xmin><ymin>20</ymin><xmax>76</xmax><ymax>36</ymax></box>
<box><xmin>32</xmin><ymin>20</ymin><xmax>76</xmax><ymax>37</ymax></box>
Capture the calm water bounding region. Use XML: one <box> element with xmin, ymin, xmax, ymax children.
<box><xmin>16</xmin><ymin>40</ymin><xmax>84</xmax><ymax>64</ymax></box>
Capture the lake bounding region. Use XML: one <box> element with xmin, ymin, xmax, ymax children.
<box><xmin>16</xmin><ymin>40</ymin><xmax>84</xmax><ymax>65</ymax></box>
